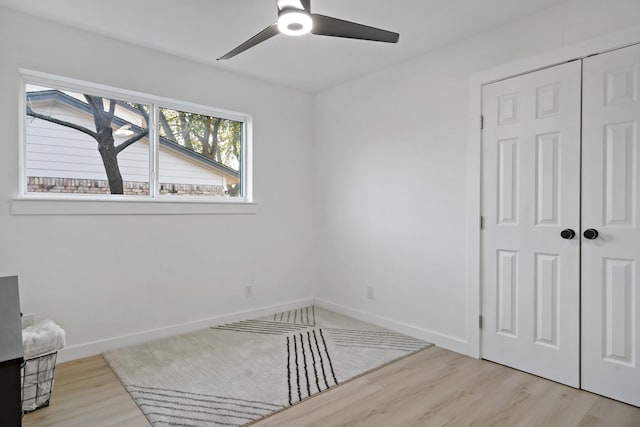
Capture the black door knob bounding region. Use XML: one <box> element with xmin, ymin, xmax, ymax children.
<box><xmin>583</xmin><ymin>229</ymin><xmax>599</xmax><ymax>240</ymax></box>
<box><xmin>560</xmin><ymin>229</ymin><xmax>576</xmax><ymax>240</ymax></box>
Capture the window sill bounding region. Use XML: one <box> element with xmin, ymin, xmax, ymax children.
<box><xmin>11</xmin><ymin>197</ymin><xmax>257</xmax><ymax>216</ymax></box>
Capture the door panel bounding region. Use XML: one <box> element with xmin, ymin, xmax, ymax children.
<box><xmin>535</xmin><ymin>253</ymin><xmax>559</xmax><ymax>347</ymax></box>
<box><xmin>535</xmin><ymin>133</ymin><xmax>560</xmax><ymax>225</ymax></box>
<box><xmin>481</xmin><ymin>61</ymin><xmax>582</xmax><ymax>387</ymax></box>
<box><xmin>582</xmin><ymin>43</ymin><xmax>640</xmax><ymax>407</ymax></box>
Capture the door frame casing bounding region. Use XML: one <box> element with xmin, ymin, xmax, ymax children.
<box><xmin>466</xmin><ymin>25</ymin><xmax>640</xmax><ymax>359</ymax></box>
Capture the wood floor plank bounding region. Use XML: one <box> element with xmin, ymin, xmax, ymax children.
<box><xmin>22</xmin><ymin>347</ymin><xmax>640</xmax><ymax>427</ymax></box>
<box><xmin>23</xmin><ymin>355</ymin><xmax>149</xmax><ymax>427</ymax></box>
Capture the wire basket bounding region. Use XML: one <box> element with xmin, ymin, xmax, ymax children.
<box><xmin>21</xmin><ymin>351</ymin><xmax>58</xmax><ymax>414</ymax></box>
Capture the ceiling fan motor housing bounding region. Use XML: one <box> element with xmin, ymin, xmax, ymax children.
<box><xmin>277</xmin><ymin>7</ymin><xmax>313</xmax><ymax>36</ymax></box>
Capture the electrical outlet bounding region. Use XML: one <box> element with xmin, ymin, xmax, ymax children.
<box><xmin>366</xmin><ymin>285</ymin><xmax>375</xmax><ymax>300</ymax></box>
<box><xmin>244</xmin><ymin>285</ymin><xmax>254</xmax><ymax>298</ymax></box>
<box><xmin>22</xmin><ymin>313</ymin><xmax>36</xmax><ymax>328</ymax></box>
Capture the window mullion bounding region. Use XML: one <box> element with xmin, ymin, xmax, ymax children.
<box><xmin>150</xmin><ymin>104</ymin><xmax>159</xmax><ymax>198</ymax></box>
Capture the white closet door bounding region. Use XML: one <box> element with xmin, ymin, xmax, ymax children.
<box><xmin>481</xmin><ymin>61</ymin><xmax>582</xmax><ymax>387</ymax></box>
<box><xmin>582</xmin><ymin>43</ymin><xmax>640</xmax><ymax>407</ymax></box>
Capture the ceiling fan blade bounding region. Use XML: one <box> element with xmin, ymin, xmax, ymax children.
<box><xmin>311</xmin><ymin>14</ymin><xmax>399</xmax><ymax>43</ymax></box>
<box><xmin>217</xmin><ymin>24</ymin><xmax>279</xmax><ymax>60</ymax></box>
<box><xmin>277</xmin><ymin>0</ymin><xmax>305</xmax><ymax>11</ymax></box>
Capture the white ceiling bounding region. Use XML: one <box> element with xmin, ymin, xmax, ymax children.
<box><xmin>0</xmin><ymin>0</ymin><xmax>569</xmax><ymax>92</ymax></box>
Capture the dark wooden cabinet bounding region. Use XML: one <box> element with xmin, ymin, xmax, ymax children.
<box><xmin>0</xmin><ymin>276</ymin><xmax>24</xmax><ymax>427</ymax></box>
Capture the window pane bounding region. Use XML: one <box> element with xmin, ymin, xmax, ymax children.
<box><xmin>25</xmin><ymin>84</ymin><xmax>150</xmax><ymax>195</ymax></box>
<box><xmin>158</xmin><ymin>107</ymin><xmax>242</xmax><ymax>197</ymax></box>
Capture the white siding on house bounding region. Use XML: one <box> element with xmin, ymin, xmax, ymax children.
<box><xmin>27</xmin><ymin>117</ymin><xmax>150</xmax><ymax>182</ymax></box>
<box><xmin>158</xmin><ymin>152</ymin><xmax>224</xmax><ymax>186</ymax></box>
<box><xmin>25</xmin><ymin>102</ymin><xmax>225</xmax><ymax>186</ymax></box>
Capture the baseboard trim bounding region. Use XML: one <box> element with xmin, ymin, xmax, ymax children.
<box><xmin>314</xmin><ymin>298</ymin><xmax>468</xmax><ymax>355</ymax></box>
<box><xmin>57</xmin><ymin>298</ymin><xmax>314</xmax><ymax>363</ymax></box>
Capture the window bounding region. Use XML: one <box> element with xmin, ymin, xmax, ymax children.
<box><xmin>25</xmin><ymin>84</ymin><xmax>151</xmax><ymax>196</ymax></box>
<box><xmin>157</xmin><ymin>107</ymin><xmax>242</xmax><ymax>197</ymax></box>
<box><xmin>21</xmin><ymin>72</ymin><xmax>250</xmax><ymax>202</ymax></box>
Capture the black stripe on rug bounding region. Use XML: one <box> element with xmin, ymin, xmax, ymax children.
<box><xmin>330</xmin><ymin>337</ymin><xmax>426</xmax><ymax>347</ymax></box>
<box><xmin>128</xmin><ymin>385</ymin><xmax>284</xmax><ymax>427</ymax></box>
<box><xmin>306</xmin><ymin>331</ymin><xmax>321</xmax><ymax>393</ymax></box>
<box><xmin>324</xmin><ymin>328</ymin><xmax>428</xmax><ymax>352</ymax></box>
<box><xmin>127</xmin><ymin>385</ymin><xmax>283</xmax><ymax>409</ymax></box>
<box><xmin>294</xmin><ymin>334</ymin><xmax>302</xmax><ymax>401</ymax></box>
<box><xmin>287</xmin><ymin>336</ymin><xmax>292</xmax><ymax>405</ymax></box>
<box><xmin>330</xmin><ymin>337</ymin><xmax>425</xmax><ymax>347</ymax></box>
<box><xmin>128</xmin><ymin>390</ymin><xmax>277</xmax><ymax>413</ymax></box>
<box><xmin>212</xmin><ymin>319</ymin><xmax>310</xmax><ymax>335</ymax></box>
<box><xmin>270</xmin><ymin>306</ymin><xmax>315</xmax><ymax>326</ymax></box>
<box><xmin>300</xmin><ymin>334</ymin><xmax>311</xmax><ymax>398</ymax></box>
<box><xmin>218</xmin><ymin>321</ymin><xmax>308</xmax><ymax>330</ymax></box>
<box><xmin>312</xmin><ymin>329</ymin><xmax>330</xmax><ymax>389</ymax></box>
<box><xmin>325</xmin><ymin>328</ymin><xmax>427</xmax><ymax>340</ymax></box>
<box><xmin>327</xmin><ymin>331</ymin><xmax>426</xmax><ymax>342</ymax></box>
<box><xmin>319</xmin><ymin>329</ymin><xmax>338</xmax><ymax>385</ymax></box>
<box><xmin>286</xmin><ymin>328</ymin><xmax>338</xmax><ymax>405</ymax></box>
<box><xmin>138</xmin><ymin>400</ymin><xmax>259</xmax><ymax>420</ymax></box>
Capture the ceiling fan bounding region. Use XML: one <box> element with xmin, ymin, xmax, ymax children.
<box><xmin>217</xmin><ymin>0</ymin><xmax>400</xmax><ymax>60</ymax></box>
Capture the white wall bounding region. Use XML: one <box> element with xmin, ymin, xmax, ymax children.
<box><xmin>0</xmin><ymin>8</ymin><xmax>315</xmax><ymax>360</ymax></box>
<box><xmin>313</xmin><ymin>0</ymin><xmax>640</xmax><ymax>352</ymax></box>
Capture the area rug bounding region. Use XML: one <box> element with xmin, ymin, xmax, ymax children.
<box><xmin>104</xmin><ymin>306</ymin><xmax>431</xmax><ymax>426</ymax></box>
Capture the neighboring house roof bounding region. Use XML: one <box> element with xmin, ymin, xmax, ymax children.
<box><xmin>26</xmin><ymin>90</ymin><xmax>240</xmax><ymax>179</ymax></box>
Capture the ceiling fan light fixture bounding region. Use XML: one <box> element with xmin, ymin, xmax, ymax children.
<box><xmin>277</xmin><ymin>10</ymin><xmax>312</xmax><ymax>36</ymax></box>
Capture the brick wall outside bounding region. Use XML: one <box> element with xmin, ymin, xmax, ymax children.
<box><xmin>27</xmin><ymin>177</ymin><xmax>226</xmax><ymax>197</ymax></box>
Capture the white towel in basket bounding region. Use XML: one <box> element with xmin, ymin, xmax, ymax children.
<box><xmin>22</xmin><ymin>320</ymin><xmax>65</xmax><ymax>359</ymax></box>
<box><xmin>21</xmin><ymin>320</ymin><xmax>65</xmax><ymax>412</ymax></box>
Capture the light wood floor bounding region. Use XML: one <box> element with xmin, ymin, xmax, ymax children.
<box><xmin>23</xmin><ymin>346</ymin><xmax>640</xmax><ymax>427</ymax></box>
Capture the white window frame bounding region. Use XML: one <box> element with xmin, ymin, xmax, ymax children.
<box><xmin>14</xmin><ymin>69</ymin><xmax>255</xmax><ymax>215</ymax></box>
